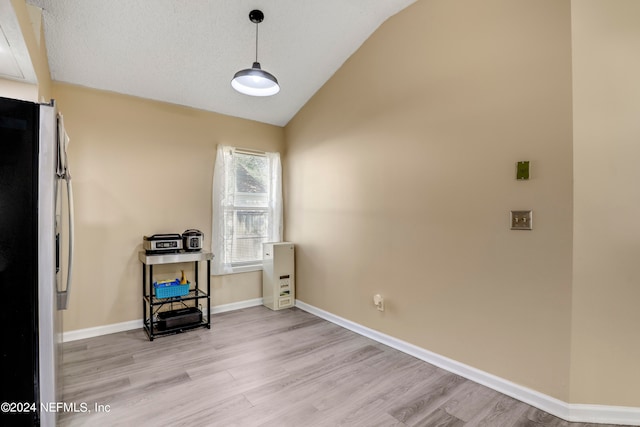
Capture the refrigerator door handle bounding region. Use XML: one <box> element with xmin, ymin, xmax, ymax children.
<box><xmin>57</xmin><ymin>176</ymin><xmax>73</xmax><ymax>310</ymax></box>
<box><xmin>56</xmin><ymin>113</ymin><xmax>74</xmax><ymax>311</ymax></box>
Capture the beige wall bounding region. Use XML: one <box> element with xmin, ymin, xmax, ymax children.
<box><xmin>285</xmin><ymin>0</ymin><xmax>574</xmax><ymax>402</ymax></box>
<box><xmin>571</xmin><ymin>0</ymin><xmax>640</xmax><ymax>407</ymax></box>
<box><xmin>52</xmin><ymin>83</ymin><xmax>284</xmax><ymax>331</ymax></box>
<box><xmin>0</xmin><ymin>79</ymin><xmax>38</xmax><ymax>101</ymax></box>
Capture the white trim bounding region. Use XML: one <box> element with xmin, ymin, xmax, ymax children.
<box><xmin>63</xmin><ymin>298</ymin><xmax>264</xmax><ymax>342</ymax></box>
<box><xmin>294</xmin><ymin>300</ymin><xmax>640</xmax><ymax>426</ymax></box>
<box><xmin>566</xmin><ymin>404</ymin><xmax>640</xmax><ymax>425</ymax></box>
<box><xmin>63</xmin><ymin>319</ymin><xmax>142</xmax><ymax>342</ymax></box>
<box><xmin>211</xmin><ymin>263</ymin><xmax>263</xmax><ymax>275</ymax></box>
<box><xmin>230</xmin><ymin>264</ymin><xmax>263</xmax><ymax>274</ymax></box>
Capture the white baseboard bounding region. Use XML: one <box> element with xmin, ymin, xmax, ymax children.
<box><xmin>63</xmin><ymin>298</ymin><xmax>264</xmax><ymax>342</ymax></box>
<box><xmin>294</xmin><ymin>300</ymin><xmax>640</xmax><ymax>426</ymax></box>
<box><xmin>63</xmin><ymin>319</ymin><xmax>142</xmax><ymax>342</ymax></box>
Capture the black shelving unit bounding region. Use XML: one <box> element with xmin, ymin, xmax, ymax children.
<box><xmin>139</xmin><ymin>251</ymin><xmax>213</xmax><ymax>341</ymax></box>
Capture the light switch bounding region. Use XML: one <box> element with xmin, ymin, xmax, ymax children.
<box><xmin>511</xmin><ymin>210</ymin><xmax>533</xmax><ymax>230</ymax></box>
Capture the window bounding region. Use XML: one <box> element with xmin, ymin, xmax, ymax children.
<box><xmin>212</xmin><ymin>145</ymin><xmax>282</xmax><ymax>274</ymax></box>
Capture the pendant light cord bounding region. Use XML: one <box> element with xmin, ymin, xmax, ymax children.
<box><xmin>255</xmin><ymin>23</ymin><xmax>259</xmax><ymax>63</ymax></box>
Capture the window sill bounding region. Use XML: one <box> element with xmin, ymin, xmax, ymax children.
<box><xmin>231</xmin><ymin>264</ymin><xmax>263</xmax><ymax>274</ymax></box>
<box><xmin>211</xmin><ymin>263</ymin><xmax>263</xmax><ymax>276</ymax></box>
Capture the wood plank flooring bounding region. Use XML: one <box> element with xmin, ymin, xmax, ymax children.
<box><xmin>59</xmin><ymin>307</ymin><xmax>625</xmax><ymax>427</ymax></box>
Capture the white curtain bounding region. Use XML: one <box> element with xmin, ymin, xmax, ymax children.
<box><xmin>267</xmin><ymin>151</ymin><xmax>283</xmax><ymax>246</ymax></box>
<box><xmin>211</xmin><ymin>145</ymin><xmax>282</xmax><ymax>275</ymax></box>
<box><xmin>212</xmin><ymin>145</ymin><xmax>235</xmax><ymax>275</ymax></box>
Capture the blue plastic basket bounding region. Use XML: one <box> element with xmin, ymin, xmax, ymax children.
<box><xmin>154</xmin><ymin>279</ymin><xmax>190</xmax><ymax>299</ymax></box>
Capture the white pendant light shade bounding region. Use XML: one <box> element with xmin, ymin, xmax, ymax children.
<box><xmin>231</xmin><ymin>62</ymin><xmax>280</xmax><ymax>96</ymax></box>
<box><xmin>232</xmin><ymin>10</ymin><xmax>280</xmax><ymax>97</ymax></box>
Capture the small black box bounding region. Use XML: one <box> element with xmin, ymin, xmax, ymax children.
<box><xmin>156</xmin><ymin>307</ymin><xmax>202</xmax><ymax>331</ymax></box>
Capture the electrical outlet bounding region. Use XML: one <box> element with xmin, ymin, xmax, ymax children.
<box><xmin>511</xmin><ymin>210</ymin><xmax>533</xmax><ymax>230</ymax></box>
<box><xmin>373</xmin><ymin>294</ymin><xmax>384</xmax><ymax>311</ymax></box>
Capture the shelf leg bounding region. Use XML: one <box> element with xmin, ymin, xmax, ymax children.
<box><xmin>142</xmin><ymin>263</ymin><xmax>148</xmax><ymax>339</ymax></box>
<box><xmin>207</xmin><ymin>259</ymin><xmax>211</xmax><ymax>328</ymax></box>
<box><xmin>194</xmin><ymin>260</ymin><xmax>199</xmax><ymax>315</ymax></box>
<box><xmin>149</xmin><ymin>264</ymin><xmax>154</xmax><ymax>340</ymax></box>
<box><xmin>194</xmin><ymin>260</ymin><xmax>199</xmax><ymax>289</ymax></box>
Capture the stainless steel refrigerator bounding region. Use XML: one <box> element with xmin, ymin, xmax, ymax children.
<box><xmin>0</xmin><ymin>96</ymin><xmax>74</xmax><ymax>426</ymax></box>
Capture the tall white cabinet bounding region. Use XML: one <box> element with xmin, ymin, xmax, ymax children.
<box><xmin>262</xmin><ymin>242</ymin><xmax>295</xmax><ymax>310</ymax></box>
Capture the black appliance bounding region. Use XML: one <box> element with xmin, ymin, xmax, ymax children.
<box><xmin>156</xmin><ymin>307</ymin><xmax>203</xmax><ymax>330</ymax></box>
<box><xmin>143</xmin><ymin>233</ymin><xmax>183</xmax><ymax>254</ymax></box>
<box><xmin>0</xmin><ymin>97</ymin><xmax>73</xmax><ymax>426</ymax></box>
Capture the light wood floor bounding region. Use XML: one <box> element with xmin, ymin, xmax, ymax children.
<box><xmin>60</xmin><ymin>306</ymin><xmax>623</xmax><ymax>427</ymax></box>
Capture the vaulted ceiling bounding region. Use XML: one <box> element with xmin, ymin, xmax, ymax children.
<box><xmin>24</xmin><ymin>0</ymin><xmax>417</xmax><ymax>126</ymax></box>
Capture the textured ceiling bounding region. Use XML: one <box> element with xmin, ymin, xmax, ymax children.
<box><xmin>26</xmin><ymin>0</ymin><xmax>416</xmax><ymax>126</ymax></box>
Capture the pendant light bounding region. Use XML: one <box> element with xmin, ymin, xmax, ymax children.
<box><xmin>231</xmin><ymin>10</ymin><xmax>280</xmax><ymax>97</ymax></box>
